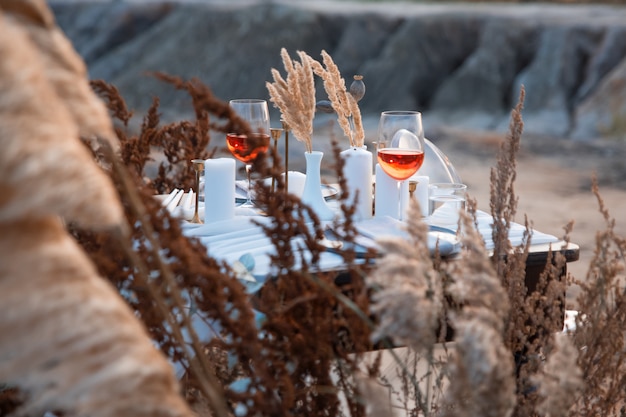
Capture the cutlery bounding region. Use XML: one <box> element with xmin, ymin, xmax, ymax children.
<box><xmin>161</xmin><ymin>188</ymin><xmax>180</xmax><ymax>207</ymax></box>
<box><xmin>166</xmin><ymin>189</ymin><xmax>185</xmax><ymax>213</ymax></box>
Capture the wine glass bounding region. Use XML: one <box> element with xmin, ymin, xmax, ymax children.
<box><xmin>227</xmin><ymin>99</ymin><xmax>271</xmax><ymax>208</ymax></box>
<box><xmin>376</xmin><ymin>111</ymin><xmax>426</xmax><ymax>220</ymax></box>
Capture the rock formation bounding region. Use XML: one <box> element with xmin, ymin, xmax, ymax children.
<box><xmin>50</xmin><ymin>0</ymin><xmax>626</xmax><ymax>140</ymax></box>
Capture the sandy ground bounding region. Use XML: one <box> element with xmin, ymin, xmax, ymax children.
<box><xmin>283</xmin><ymin>115</ymin><xmax>626</xmax><ymax>308</ymax></box>
<box><xmin>435</xmin><ymin>127</ymin><xmax>626</xmax><ymax>289</ymax></box>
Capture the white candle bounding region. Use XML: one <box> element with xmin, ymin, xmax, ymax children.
<box><xmin>375</xmin><ymin>164</ymin><xmax>400</xmax><ymax>219</ymax></box>
<box><xmin>399</xmin><ymin>180</ymin><xmax>410</xmax><ymax>220</ymax></box>
<box><xmin>204</xmin><ymin>158</ymin><xmax>235</xmax><ymax>223</ymax></box>
<box><xmin>341</xmin><ymin>146</ymin><xmax>373</xmax><ymax>220</ymax></box>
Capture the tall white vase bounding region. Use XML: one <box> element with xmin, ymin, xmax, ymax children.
<box><xmin>340</xmin><ymin>145</ymin><xmax>373</xmax><ymax>221</ymax></box>
<box><xmin>301</xmin><ymin>151</ymin><xmax>336</xmax><ymax>221</ymax></box>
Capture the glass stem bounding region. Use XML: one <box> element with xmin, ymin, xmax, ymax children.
<box><xmin>245</xmin><ymin>164</ymin><xmax>253</xmax><ymax>205</ymax></box>
<box><xmin>398</xmin><ymin>180</ymin><xmax>403</xmax><ymax>221</ymax></box>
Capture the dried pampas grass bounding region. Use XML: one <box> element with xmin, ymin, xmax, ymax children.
<box><xmin>0</xmin><ymin>9</ymin><xmax>122</xmax><ymax>229</ymax></box>
<box><xmin>266</xmin><ymin>48</ymin><xmax>316</xmax><ymax>153</ymax></box>
<box><xmin>367</xmin><ymin>200</ymin><xmax>443</xmax><ymax>352</ymax></box>
<box><xmin>0</xmin><ymin>3</ymin><xmax>194</xmax><ymax>416</ymax></box>
<box><xmin>0</xmin><ymin>218</ymin><xmax>192</xmax><ymax>417</ymax></box>
<box><xmin>266</xmin><ymin>48</ymin><xmax>365</xmax><ymax>151</ymax></box>
<box><xmin>310</xmin><ymin>50</ymin><xmax>364</xmax><ymax>148</ymax></box>
<box><xmin>1</xmin><ymin>0</ymin><xmax>118</xmax><ymax>149</ymax></box>
<box><xmin>532</xmin><ymin>333</ymin><xmax>582</xmax><ymax>417</ymax></box>
<box><xmin>441</xmin><ymin>211</ymin><xmax>516</xmax><ymax>417</ymax></box>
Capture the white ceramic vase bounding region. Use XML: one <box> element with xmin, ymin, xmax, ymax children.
<box><xmin>301</xmin><ymin>151</ymin><xmax>335</xmax><ymax>221</ymax></box>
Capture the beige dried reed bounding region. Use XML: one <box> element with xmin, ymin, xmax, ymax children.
<box><xmin>266</xmin><ymin>48</ymin><xmax>316</xmax><ymax>153</ymax></box>
<box><xmin>0</xmin><ymin>8</ymin><xmax>122</xmax><ymax>229</ymax></box>
<box><xmin>0</xmin><ymin>218</ymin><xmax>192</xmax><ymax>417</ymax></box>
<box><xmin>0</xmin><ymin>4</ymin><xmax>194</xmax><ymax>417</ymax></box>
<box><xmin>532</xmin><ymin>333</ymin><xmax>582</xmax><ymax>417</ymax></box>
<box><xmin>365</xmin><ymin>200</ymin><xmax>446</xmax><ymax>415</ymax></box>
<box><xmin>367</xmin><ymin>200</ymin><xmax>443</xmax><ymax>353</ymax></box>
<box><xmin>310</xmin><ymin>50</ymin><xmax>365</xmax><ymax>148</ymax></box>
<box><xmin>448</xmin><ymin>209</ymin><xmax>510</xmax><ymax>327</ymax></box>
<box><xmin>355</xmin><ymin>374</ymin><xmax>394</xmax><ymax>417</ymax></box>
<box><xmin>441</xmin><ymin>210</ymin><xmax>516</xmax><ymax>417</ymax></box>
<box><xmin>1</xmin><ymin>0</ymin><xmax>118</xmax><ymax>149</ymax></box>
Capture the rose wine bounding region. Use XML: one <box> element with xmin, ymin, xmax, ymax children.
<box><xmin>226</xmin><ymin>133</ymin><xmax>270</xmax><ymax>164</ymax></box>
<box><xmin>377</xmin><ymin>148</ymin><xmax>424</xmax><ymax>181</ymax></box>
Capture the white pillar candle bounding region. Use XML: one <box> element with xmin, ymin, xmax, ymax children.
<box><xmin>399</xmin><ymin>180</ymin><xmax>410</xmax><ymax>221</ymax></box>
<box><xmin>375</xmin><ymin>163</ymin><xmax>400</xmax><ymax>219</ymax></box>
<box><xmin>204</xmin><ymin>158</ymin><xmax>235</xmax><ymax>223</ymax></box>
<box><xmin>341</xmin><ymin>146</ymin><xmax>373</xmax><ymax>220</ymax></box>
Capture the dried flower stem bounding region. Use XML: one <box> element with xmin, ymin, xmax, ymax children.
<box><xmin>442</xmin><ymin>210</ymin><xmax>516</xmax><ymax>417</ymax></box>
<box><xmin>310</xmin><ymin>51</ymin><xmax>365</xmax><ymax>147</ymax></box>
<box><xmin>100</xmin><ymin>140</ymin><xmax>230</xmax><ymax>417</ymax></box>
<box><xmin>490</xmin><ymin>86</ymin><xmax>525</xmax><ymax>277</ymax></box>
<box><xmin>266</xmin><ymin>49</ymin><xmax>316</xmax><ymax>153</ymax></box>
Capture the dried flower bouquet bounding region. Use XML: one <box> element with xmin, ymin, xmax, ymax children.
<box><xmin>267</xmin><ymin>48</ymin><xmax>366</xmax><ymax>151</ymax></box>
<box><xmin>266</xmin><ymin>48</ymin><xmax>317</xmax><ymax>153</ymax></box>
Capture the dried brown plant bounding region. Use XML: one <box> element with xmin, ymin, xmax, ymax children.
<box><xmin>0</xmin><ymin>7</ymin><xmax>121</xmax><ymax>229</ymax></box>
<box><xmin>486</xmin><ymin>87</ymin><xmax>542</xmax><ymax>415</ymax></box>
<box><xmin>443</xmin><ymin>310</ymin><xmax>517</xmax><ymax>417</ymax></box>
<box><xmin>91</xmin><ymin>72</ymin><xmax>245</xmax><ymax>194</ymax></box>
<box><xmin>80</xmin><ymin>77</ymin><xmax>626</xmax><ymax>417</ymax></box>
<box><xmin>490</xmin><ymin>87</ymin><xmax>524</xmax><ymax>278</ymax></box>
<box><xmin>447</xmin><ymin>210</ymin><xmax>510</xmax><ymax>326</ymax></box>
<box><xmin>310</xmin><ymin>50</ymin><xmax>365</xmax><ymax>148</ymax></box>
<box><xmin>266</xmin><ymin>48</ymin><xmax>317</xmax><ymax>153</ymax></box>
<box><xmin>567</xmin><ymin>177</ymin><xmax>626</xmax><ymax>416</ymax></box>
<box><xmin>79</xmin><ymin>74</ymin><xmax>377</xmax><ymax>417</ymax></box>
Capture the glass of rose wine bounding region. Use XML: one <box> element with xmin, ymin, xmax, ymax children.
<box><xmin>376</xmin><ymin>111</ymin><xmax>426</xmax><ymax>220</ymax></box>
<box><xmin>227</xmin><ymin>99</ymin><xmax>271</xmax><ymax>208</ymax></box>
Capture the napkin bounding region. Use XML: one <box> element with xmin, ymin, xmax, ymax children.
<box><xmin>355</xmin><ymin>216</ymin><xmax>461</xmax><ymax>256</ymax></box>
<box><xmin>426</xmin><ymin>200</ymin><xmax>461</xmax><ymax>228</ymax></box>
<box><xmin>183</xmin><ymin>215</ymin><xmax>269</xmax><ymax>237</ymax></box>
<box><xmin>166</xmin><ymin>189</ymin><xmax>184</xmax><ymax>213</ymax></box>
<box><xmin>160</xmin><ymin>188</ymin><xmax>181</xmax><ymax>208</ymax></box>
<box><xmin>182</xmin><ymin>215</ymin><xmax>357</xmax><ymax>279</ymax></box>
<box><xmin>206</xmin><ymin>236</ymin><xmax>352</xmax><ymax>279</ymax></box>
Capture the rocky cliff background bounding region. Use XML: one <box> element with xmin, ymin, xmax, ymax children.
<box><xmin>50</xmin><ymin>0</ymin><xmax>626</xmax><ymax>142</ymax></box>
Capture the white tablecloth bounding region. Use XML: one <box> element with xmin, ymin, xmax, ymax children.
<box><xmin>181</xmin><ymin>206</ymin><xmax>559</xmax><ymax>281</ymax></box>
